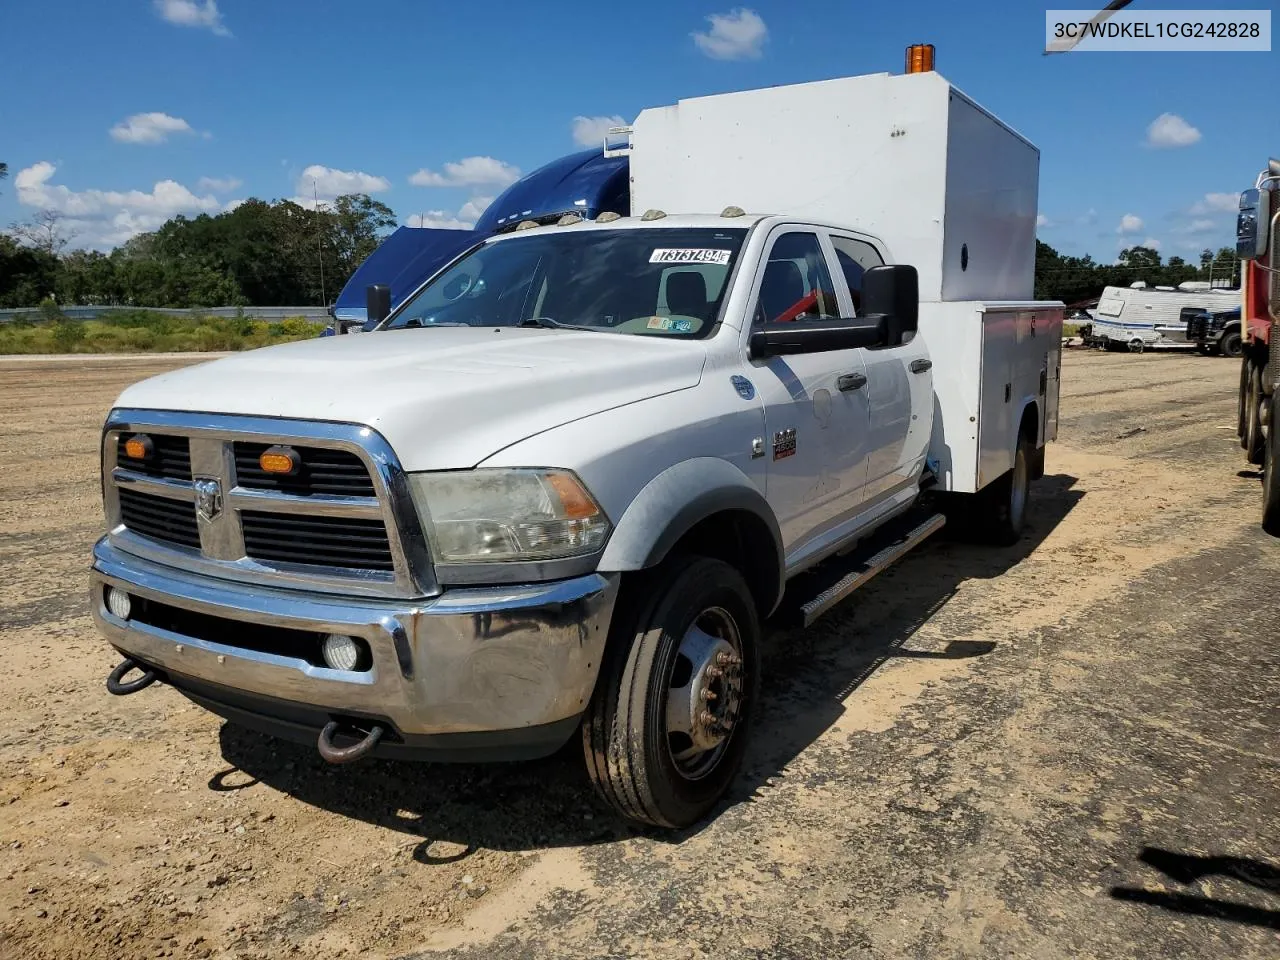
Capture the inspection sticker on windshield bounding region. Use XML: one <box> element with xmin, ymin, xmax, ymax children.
<box><xmin>649</xmin><ymin>248</ymin><xmax>732</xmax><ymax>265</ymax></box>
<box><xmin>646</xmin><ymin>316</ymin><xmax>694</xmax><ymax>333</ymax></box>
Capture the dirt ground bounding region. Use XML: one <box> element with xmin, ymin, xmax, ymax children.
<box><xmin>0</xmin><ymin>350</ymin><xmax>1276</xmax><ymax>960</ymax></box>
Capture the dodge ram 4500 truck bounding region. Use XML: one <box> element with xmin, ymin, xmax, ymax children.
<box><xmin>91</xmin><ymin>66</ymin><xmax>1063</xmax><ymax>828</ymax></box>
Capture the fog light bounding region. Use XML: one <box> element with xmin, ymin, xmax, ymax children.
<box><xmin>321</xmin><ymin>634</ymin><xmax>361</xmax><ymax>672</ymax></box>
<box><xmin>106</xmin><ymin>587</ymin><xmax>132</xmax><ymax>621</ymax></box>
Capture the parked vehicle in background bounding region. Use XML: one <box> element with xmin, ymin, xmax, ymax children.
<box><xmin>1184</xmin><ymin>305</ymin><xmax>1243</xmax><ymax>358</ymax></box>
<box><xmin>322</xmin><ymin>148</ymin><xmax>632</xmax><ymax>334</ymax></box>
<box><xmin>1090</xmin><ymin>285</ymin><xmax>1238</xmax><ymax>352</ymax></box>
<box><xmin>1235</xmin><ymin>160</ymin><xmax>1280</xmax><ymax>534</ymax></box>
<box><xmin>89</xmin><ymin>54</ymin><xmax>1063</xmax><ymax>828</ymax></box>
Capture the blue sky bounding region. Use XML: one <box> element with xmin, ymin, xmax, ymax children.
<box><xmin>1</xmin><ymin>0</ymin><xmax>1275</xmax><ymax>261</ymax></box>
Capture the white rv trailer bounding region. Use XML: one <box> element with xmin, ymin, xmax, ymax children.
<box><xmin>1091</xmin><ymin>285</ymin><xmax>1240</xmax><ymax>352</ymax></box>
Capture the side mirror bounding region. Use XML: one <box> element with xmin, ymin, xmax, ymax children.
<box><xmin>1237</xmin><ymin>188</ymin><xmax>1270</xmax><ymax>259</ymax></box>
<box><xmin>365</xmin><ymin>284</ymin><xmax>392</xmax><ymax>327</ymax></box>
<box><xmin>862</xmin><ymin>264</ymin><xmax>918</xmax><ymax>343</ymax></box>
<box><xmin>750</xmin><ymin>316</ymin><xmax>889</xmax><ymax>359</ymax></box>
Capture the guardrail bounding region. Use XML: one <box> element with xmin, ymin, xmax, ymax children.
<box><xmin>0</xmin><ymin>305</ymin><xmax>330</xmax><ymax>323</ymax></box>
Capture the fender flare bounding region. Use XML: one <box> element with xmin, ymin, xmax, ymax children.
<box><xmin>598</xmin><ymin>458</ymin><xmax>785</xmax><ymax>612</ymax></box>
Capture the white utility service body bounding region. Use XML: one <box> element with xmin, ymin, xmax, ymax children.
<box><xmin>89</xmin><ymin>68</ymin><xmax>1063</xmax><ymax>828</ymax></box>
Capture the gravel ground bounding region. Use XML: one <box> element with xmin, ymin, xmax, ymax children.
<box><xmin>0</xmin><ymin>349</ymin><xmax>1276</xmax><ymax>960</ymax></box>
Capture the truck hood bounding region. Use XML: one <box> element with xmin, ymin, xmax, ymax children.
<box><xmin>116</xmin><ymin>328</ymin><xmax>708</xmax><ymax>470</ymax></box>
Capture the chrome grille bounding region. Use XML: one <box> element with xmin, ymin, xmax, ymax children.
<box><xmin>102</xmin><ymin>410</ymin><xmax>435</xmax><ymax>599</ymax></box>
<box><xmin>117</xmin><ymin>434</ymin><xmax>192</xmax><ymax>480</ymax></box>
<box><xmin>233</xmin><ymin>442</ymin><xmax>376</xmax><ymax>497</ymax></box>
<box><xmin>117</xmin><ymin>488</ymin><xmax>201</xmax><ymax>549</ymax></box>
<box><xmin>241</xmin><ymin>511</ymin><xmax>394</xmax><ymax>571</ymax></box>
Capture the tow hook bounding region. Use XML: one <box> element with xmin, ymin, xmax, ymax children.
<box><xmin>317</xmin><ymin>721</ymin><xmax>385</xmax><ymax>764</ymax></box>
<box><xmin>106</xmin><ymin>658</ymin><xmax>160</xmax><ymax>696</ymax></box>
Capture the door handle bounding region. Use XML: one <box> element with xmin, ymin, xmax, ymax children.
<box><xmin>909</xmin><ymin>358</ymin><xmax>932</xmax><ymax>374</ymax></box>
<box><xmin>836</xmin><ymin>372</ymin><xmax>867</xmax><ymax>392</ymax></box>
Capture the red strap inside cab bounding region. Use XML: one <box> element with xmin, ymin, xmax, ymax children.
<box><xmin>773</xmin><ymin>291</ymin><xmax>818</xmax><ymax>323</ymax></box>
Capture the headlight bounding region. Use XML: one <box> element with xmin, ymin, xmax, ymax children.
<box><xmin>409</xmin><ymin>469</ymin><xmax>610</xmax><ymax>563</ymax></box>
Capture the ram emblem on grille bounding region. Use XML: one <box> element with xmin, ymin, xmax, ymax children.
<box><xmin>193</xmin><ymin>477</ymin><xmax>223</xmax><ymax>522</ymax></box>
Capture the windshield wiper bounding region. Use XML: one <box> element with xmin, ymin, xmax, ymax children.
<box><xmin>516</xmin><ymin>316</ymin><xmax>599</xmax><ymax>332</ymax></box>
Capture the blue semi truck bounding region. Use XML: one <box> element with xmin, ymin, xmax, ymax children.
<box><xmin>324</xmin><ymin>146</ymin><xmax>630</xmax><ymax>334</ymax></box>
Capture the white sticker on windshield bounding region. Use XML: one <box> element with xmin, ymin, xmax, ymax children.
<box><xmin>649</xmin><ymin>248</ymin><xmax>732</xmax><ymax>265</ymax></box>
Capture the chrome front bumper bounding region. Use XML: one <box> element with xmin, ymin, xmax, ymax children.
<box><xmin>90</xmin><ymin>538</ymin><xmax>618</xmax><ymax>748</ymax></box>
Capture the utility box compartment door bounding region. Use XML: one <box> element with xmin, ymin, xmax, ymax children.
<box><xmin>921</xmin><ymin>301</ymin><xmax>1064</xmax><ymax>494</ymax></box>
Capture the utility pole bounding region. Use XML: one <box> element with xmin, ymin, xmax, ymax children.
<box><xmin>313</xmin><ymin>178</ymin><xmax>326</xmax><ymax>307</ymax></box>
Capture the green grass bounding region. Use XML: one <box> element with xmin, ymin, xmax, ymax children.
<box><xmin>1062</xmin><ymin>322</ymin><xmax>1082</xmax><ymax>339</ymax></box>
<box><xmin>0</xmin><ymin>311</ymin><xmax>327</xmax><ymax>355</ymax></box>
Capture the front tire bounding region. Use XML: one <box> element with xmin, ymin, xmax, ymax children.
<box><xmin>582</xmin><ymin>556</ymin><xmax>760</xmax><ymax>828</ymax></box>
<box><xmin>1219</xmin><ymin>329</ymin><xmax>1243</xmax><ymax>360</ymax></box>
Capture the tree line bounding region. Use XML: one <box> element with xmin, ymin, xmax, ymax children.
<box><xmin>1035</xmin><ymin>240</ymin><xmax>1239</xmax><ymax>305</ymax></box>
<box><xmin>0</xmin><ymin>158</ymin><xmax>1241</xmax><ymax>309</ymax></box>
<box><xmin>0</xmin><ymin>190</ymin><xmax>396</xmax><ymax>310</ymax></box>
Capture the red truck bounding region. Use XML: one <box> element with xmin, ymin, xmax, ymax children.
<box><xmin>1237</xmin><ymin>159</ymin><xmax>1280</xmax><ymax>535</ymax></box>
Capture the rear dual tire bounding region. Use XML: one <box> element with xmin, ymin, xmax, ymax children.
<box><xmin>1245</xmin><ymin>361</ymin><xmax>1266</xmax><ymax>466</ymax></box>
<box><xmin>1264</xmin><ymin>392</ymin><xmax>1280</xmax><ymax>538</ymax></box>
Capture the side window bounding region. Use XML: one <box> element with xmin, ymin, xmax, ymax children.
<box><xmin>756</xmin><ymin>232</ymin><xmax>840</xmax><ymax>325</ymax></box>
<box><xmin>830</xmin><ymin>236</ymin><xmax>884</xmax><ymax>314</ymax></box>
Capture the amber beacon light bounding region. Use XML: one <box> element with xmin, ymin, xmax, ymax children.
<box><xmin>905</xmin><ymin>43</ymin><xmax>935</xmax><ymax>74</ymax></box>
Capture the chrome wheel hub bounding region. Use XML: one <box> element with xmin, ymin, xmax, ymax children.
<box><xmin>665</xmin><ymin>608</ymin><xmax>744</xmax><ymax>777</ymax></box>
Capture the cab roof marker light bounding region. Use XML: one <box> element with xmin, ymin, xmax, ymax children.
<box><xmin>557</xmin><ymin>213</ymin><xmax>584</xmax><ymax>226</ymax></box>
<box><xmin>641</xmin><ymin>209</ymin><xmax>667</xmax><ymax>221</ymax></box>
<box><xmin>721</xmin><ymin>206</ymin><xmax>746</xmax><ymax>218</ymax></box>
<box><xmin>515</xmin><ymin>220</ymin><xmax>540</xmax><ymax>231</ymax></box>
<box><xmin>595</xmin><ymin>211</ymin><xmax>622</xmax><ymax>223</ymax></box>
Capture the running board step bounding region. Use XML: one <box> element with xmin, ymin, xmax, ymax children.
<box><xmin>785</xmin><ymin>512</ymin><xmax>947</xmax><ymax>628</ymax></box>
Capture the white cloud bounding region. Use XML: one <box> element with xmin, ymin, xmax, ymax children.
<box><xmin>407</xmin><ymin>211</ymin><xmax>474</xmax><ymax>229</ymax></box>
<box><xmin>692</xmin><ymin>8</ymin><xmax>768</xmax><ymax>60</ymax></box>
<box><xmin>13</xmin><ymin>160</ymin><xmax>220</xmax><ymax>249</ymax></box>
<box><xmin>1189</xmin><ymin>192</ymin><xmax>1238</xmax><ymax>215</ymax></box>
<box><xmin>1036</xmin><ymin>213</ymin><xmax>1052</xmax><ymax>229</ymax></box>
<box><xmin>405</xmin><ymin>197</ymin><xmax>494</xmax><ymax>230</ymax></box>
<box><xmin>154</xmin><ymin>0</ymin><xmax>230</xmax><ymax>36</ymax></box>
<box><xmin>297</xmin><ymin>164</ymin><xmax>390</xmax><ymax>202</ymax></box>
<box><xmin>1146</xmin><ymin>113</ymin><xmax>1200</xmax><ymax>148</ymax></box>
<box><xmin>408</xmin><ymin>156</ymin><xmax>521</xmax><ymax>188</ymax></box>
<box><xmin>222</xmin><ymin>198</ymin><xmax>246</xmax><ymax>213</ymax></box>
<box><xmin>1140</xmin><ymin>237</ymin><xmax>1161</xmax><ymax>250</ymax></box>
<box><xmin>197</xmin><ymin>176</ymin><xmax>242</xmax><ymax>193</ymax></box>
<box><xmin>1180</xmin><ymin>218</ymin><xmax>1217</xmax><ymax>234</ymax></box>
<box><xmin>110</xmin><ymin>112</ymin><xmax>197</xmax><ymax>144</ymax></box>
<box><xmin>1117</xmin><ymin>213</ymin><xmax>1144</xmax><ymax>234</ymax></box>
<box><xmin>1078</xmin><ymin>208</ymin><xmax>1098</xmax><ymax>226</ymax></box>
<box><xmin>572</xmin><ymin>115</ymin><xmax>627</xmax><ymax>148</ymax></box>
<box><xmin>458</xmin><ymin>196</ymin><xmax>494</xmax><ymax>222</ymax></box>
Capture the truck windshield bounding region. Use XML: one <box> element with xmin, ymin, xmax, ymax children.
<box><xmin>383</xmin><ymin>227</ymin><xmax>748</xmax><ymax>338</ymax></box>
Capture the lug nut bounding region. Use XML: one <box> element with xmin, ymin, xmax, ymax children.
<box><xmin>706</xmin><ymin>665</ymin><xmax>723</xmax><ymax>680</ymax></box>
<box><xmin>698</xmin><ymin>710</ymin><xmax>716</xmax><ymax>726</ymax></box>
<box><xmin>700</xmin><ymin>688</ymin><xmax>717</xmax><ymax>702</ymax></box>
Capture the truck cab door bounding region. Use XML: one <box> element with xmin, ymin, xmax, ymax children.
<box><xmin>745</xmin><ymin>228</ymin><xmax>872</xmax><ymax>568</ymax></box>
<box><xmin>829</xmin><ymin>234</ymin><xmax>932</xmax><ymax>508</ymax></box>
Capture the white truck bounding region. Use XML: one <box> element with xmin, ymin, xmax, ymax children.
<box><xmin>91</xmin><ymin>66</ymin><xmax>1063</xmax><ymax>828</ymax></box>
